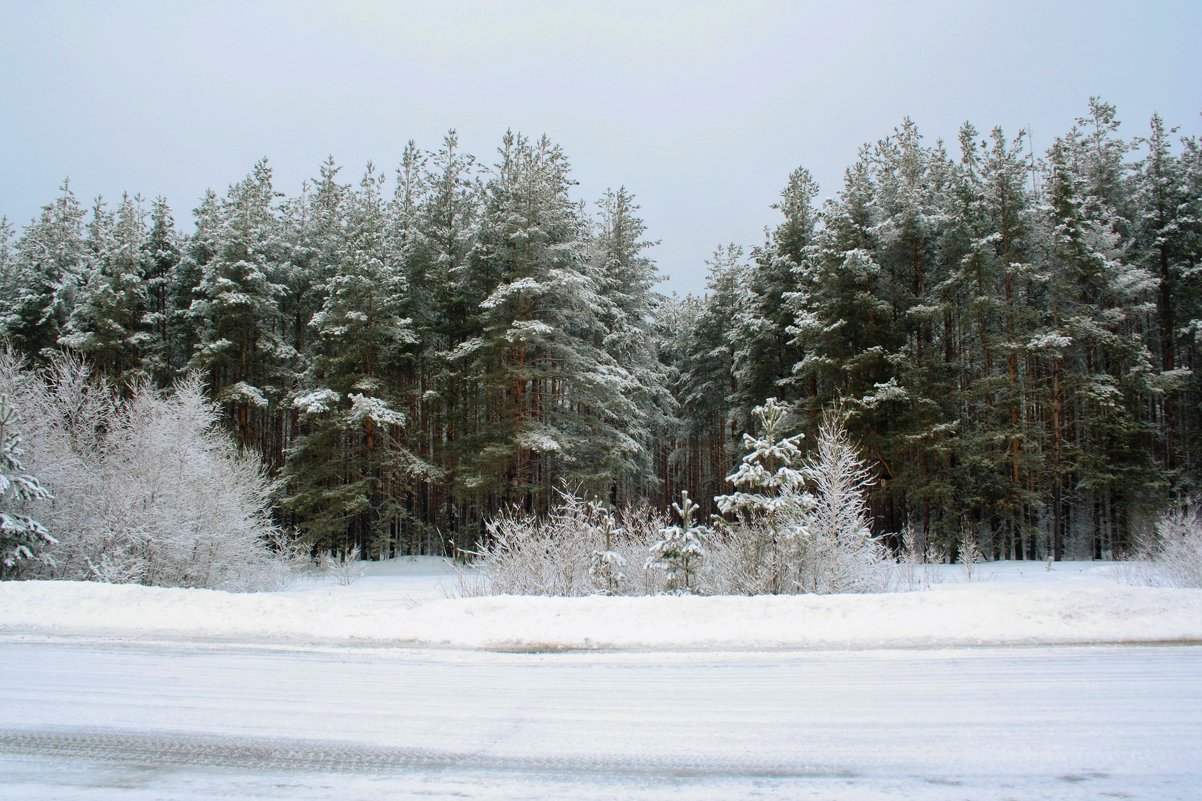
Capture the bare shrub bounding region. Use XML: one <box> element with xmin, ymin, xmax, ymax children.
<box><xmin>1132</xmin><ymin>502</ymin><xmax>1202</xmax><ymax>588</ymax></box>
<box><xmin>321</xmin><ymin>545</ymin><xmax>366</xmax><ymax>586</ymax></box>
<box><xmin>958</xmin><ymin>529</ymin><xmax>983</xmax><ymax>582</ymax></box>
<box><xmin>461</xmin><ymin>491</ymin><xmax>667</xmax><ymax>597</ymax></box>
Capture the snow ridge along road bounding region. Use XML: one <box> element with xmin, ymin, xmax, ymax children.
<box><xmin>2</xmin><ymin>558</ymin><xmax>1201</xmax><ymax>651</ymax></box>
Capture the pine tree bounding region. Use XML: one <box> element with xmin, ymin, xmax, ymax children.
<box><xmin>592</xmin><ymin>186</ymin><xmax>673</xmax><ymax>503</ymax></box>
<box><xmin>142</xmin><ymin>197</ymin><xmax>183</xmax><ymax>384</ymax></box>
<box><xmin>676</xmin><ymin>244</ymin><xmax>750</xmax><ymax>506</ymax></box>
<box><xmin>283</xmin><ymin>164</ymin><xmax>426</xmax><ymax>555</ymax></box>
<box><xmin>0</xmin><ymin>218</ymin><xmax>15</xmax><ymax>313</ymax></box>
<box><xmin>1039</xmin><ymin>104</ymin><xmax>1161</xmax><ymax>557</ymax></box>
<box><xmin>2</xmin><ymin>181</ymin><xmax>86</xmax><ymax>362</ymax></box>
<box><xmin>1131</xmin><ymin>114</ymin><xmax>1197</xmax><ymax>490</ymax></box>
<box><xmin>188</xmin><ymin>160</ymin><xmax>289</xmax><ymax>453</ymax></box>
<box><xmin>713</xmin><ymin>397</ymin><xmax>811</xmax><ymax>594</ymax></box>
<box><xmin>404</xmin><ymin>132</ymin><xmax>479</xmax><ymax>538</ymax></box>
<box><xmin>0</xmin><ymin>394</ymin><xmax>56</xmax><ymax>578</ymax></box>
<box><xmin>739</xmin><ymin>167</ymin><xmax>819</xmax><ymax>409</ymax></box>
<box><xmin>646</xmin><ymin>490</ymin><xmax>707</xmax><ymax>593</ymax></box>
<box><xmin>169</xmin><ymin>190</ymin><xmax>220</xmax><ymax>376</ymax></box>
<box><xmin>456</xmin><ymin>132</ymin><xmax>635</xmax><ymax>514</ymax></box>
<box><xmin>587</xmin><ymin>500</ymin><xmax>626</xmax><ymax>595</ymax></box>
<box><xmin>60</xmin><ymin>193</ymin><xmax>150</xmax><ymax>385</ymax></box>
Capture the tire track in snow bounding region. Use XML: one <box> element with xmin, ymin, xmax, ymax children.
<box><xmin>0</xmin><ymin>728</ymin><xmax>857</xmax><ymax>780</ymax></box>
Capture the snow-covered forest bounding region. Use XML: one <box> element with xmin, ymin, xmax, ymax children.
<box><xmin>2</xmin><ymin>100</ymin><xmax>1202</xmax><ymax>570</ymax></box>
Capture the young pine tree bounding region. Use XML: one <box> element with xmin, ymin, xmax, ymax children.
<box><xmin>0</xmin><ymin>394</ymin><xmax>56</xmax><ymax>578</ymax></box>
<box><xmin>713</xmin><ymin>397</ymin><xmax>811</xmax><ymax>594</ymax></box>
<box><xmin>647</xmin><ymin>490</ymin><xmax>707</xmax><ymax>594</ymax></box>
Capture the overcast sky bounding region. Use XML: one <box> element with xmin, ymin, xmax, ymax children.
<box><xmin>2</xmin><ymin>0</ymin><xmax>1200</xmax><ymax>295</ymax></box>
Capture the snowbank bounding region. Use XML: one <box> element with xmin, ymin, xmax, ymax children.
<box><xmin>1</xmin><ymin>559</ymin><xmax>1199</xmax><ymax>651</ymax></box>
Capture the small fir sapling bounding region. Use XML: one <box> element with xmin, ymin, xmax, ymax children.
<box><xmin>647</xmin><ymin>490</ymin><xmax>708</xmax><ymax>593</ymax></box>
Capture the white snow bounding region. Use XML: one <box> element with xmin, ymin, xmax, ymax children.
<box><xmin>1</xmin><ymin>558</ymin><xmax>1198</xmax><ymax>651</ymax></box>
<box><xmin>1</xmin><ymin>559</ymin><xmax>1200</xmax><ymax>800</ymax></box>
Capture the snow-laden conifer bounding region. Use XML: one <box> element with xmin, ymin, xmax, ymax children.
<box><xmin>711</xmin><ymin>398</ymin><xmax>812</xmax><ymax>594</ymax></box>
<box><xmin>0</xmin><ymin>394</ymin><xmax>56</xmax><ymax>577</ymax></box>
<box><xmin>587</xmin><ymin>501</ymin><xmax>627</xmax><ymax>596</ymax></box>
<box><xmin>711</xmin><ymin>401</ymin><xmax>887</xmax><ymax>594</ymax></box>
<box><xmin>647</xmin><ymin>491</ymin><xmax>707</xmax><ymax>594</ymax></box>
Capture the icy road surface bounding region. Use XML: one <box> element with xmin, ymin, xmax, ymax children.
<box><xmin>0</xmin><ymin>639</ymin><xmax>1199</xmax><ymax>800</ymax></box>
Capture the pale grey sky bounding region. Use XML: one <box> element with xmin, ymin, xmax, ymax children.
<box><xmin>2</xmin><ymin>0</ymin><xmax>1199</xmax><ymax>295</ymax></box>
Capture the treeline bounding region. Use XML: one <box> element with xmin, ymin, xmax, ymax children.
<box><xmin>1</xmin><ymin>132</ymin><xmax>673</xmax><ymax>556</ymax></box>
<box><xmin>672</xmin><ymin>100</ymin><xmax>1202</xmax><ymax>560</ymax></box>
<box><xmin>2</xmin><ymin>100</ymin><xmax>1200</xmax><ymax>561</ymax></box>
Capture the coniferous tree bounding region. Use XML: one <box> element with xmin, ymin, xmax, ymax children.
<box><xmin>283</xmin><ymin>164</ymin><xmax>425</xmax><ymax>554</ymax></box>
<box><xmin>405</xmin><ymin>132</ymin><xmax>479</xmax><ymax>536</ymax></box>
<box><xmin>142</xmin><ymin>197</ymin><xmax>183</xmax><ymax>384</ymax></box>
<box><xmin>740</xmin><ymin>167</ymin><xmax>819</xmax><ymax>410</ymax></box>
<box><xmin>60</xmin><ymin>193</ymin><xmax>150</xmax><ymax>385</ymax></box>
<box><xmin>592</xmin><ymin>186</ymin><xmax>674</xmax><ymax>503</ymax></box>
<box><xmin>457</xmin><ymin>133</ymin><xmax>636</xmax><ymax>513</ymax></box>
<box><xmin>1040</xmin><ymin>105</ymin><xmax>1162</xmax><ymax>557</ymax></box>
<box><xmin>3</xmin><ymin>181</ymin><xmax>86</xmax><ymax>362</ymax></box>
<box><xmin>674</xmin><ymin>245</ymin><xmax>750</xmax><ymax>508</ymax></box>
<box><xmin>0</xmin><ymin>394</ymin><xmax>56</xmax><ymax>578</ymax></box>
<box><xmin>1131</xmin><ymin>115</ymin><xmax>1198</xmax><ymax>491</ymax></box>
<box><xmin>188</xmin><ymin>160</ymin><xmax>289</xmax><ymax>453</ymax></box>
<box><xmin>0</xmin><ymin>219</ymin><xmax>15</xmax><ymax>313</ymax></box>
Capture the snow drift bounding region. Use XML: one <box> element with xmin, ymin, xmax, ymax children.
<box><xmin>1</xmin><ymin>559</ymin><xmax>1199</xmax><ymax>651</ymax></box>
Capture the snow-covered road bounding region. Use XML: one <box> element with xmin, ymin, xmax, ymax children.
<box><xmin>1</xmin><ymin>638</ymin><xmax>1199</xmax><ymax>800</ymax></box>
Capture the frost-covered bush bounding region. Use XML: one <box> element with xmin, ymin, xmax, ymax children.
<box><xmin>463</xmin><ymin>491</ymin><xmax>667</xmax><ymax>597</ymax></box>
<box><xmin>797</xmin><ymin>411</ymin><xmax>890</xmax><ymax>593</ymax></box>
<box><xmin>1137</xmin><ymin>502</ymin><xmax>1202</xmax><ymax>588</ymax></box>
<box><xmin>710</xmin><ymin>401</ymin><xmax>889</xmax><ymax>595</ymax></box>
<box><xmin>0</xmin><ymin>354</ymin><xmax>291</xmax><ymax>590</ymax></box>
<box><xmin>321</xmin><ymin>545</ymin><xmax>366</xmax><ymax>587</ymax></box>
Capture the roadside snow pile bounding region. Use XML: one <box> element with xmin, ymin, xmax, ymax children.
<box><xmin>0</xmin><ymin>559</ymin><xmax>1199</xmax><ymax>651</ymax></box>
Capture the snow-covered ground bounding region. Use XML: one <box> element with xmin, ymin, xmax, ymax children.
<box><xmin>0</xmin><ymin>558</ymin><xmax>1199</xmax><ymax>651</ymax></box>
<box><xmin>1</xmin><ymin>560</ymin><xmax>1199</xmax><ymax>800</ymax></box>
<box><xmin>1</xmin><ymin>639</ymin><xmax>1199</xmax><ymax>800</ymax></box>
